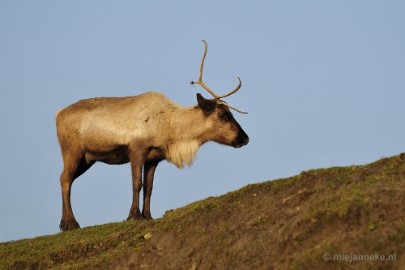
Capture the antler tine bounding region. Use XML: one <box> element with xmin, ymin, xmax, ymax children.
<box><xmin>216</xmin><ymin>77</ymin><xmax>242</xmax><ymax>99</ymax></box>
<box><xmin>224</xmin><ymin>104</ymin><xmax>248</xmax><ymax>114</ymax></box>
<box><xmin>198</xmin><ymin>40</ymin><xmax>208</xmax><ymax>83</ymax></box>
<box><xmin>218</xmin><ymin>100</ymin><xmax>248</xmax><ymax>114</ymax></box>
<box><xmin>191</xmin><ymin>40</ymin><xmax>221</xmax><ymax>99</ymax></box>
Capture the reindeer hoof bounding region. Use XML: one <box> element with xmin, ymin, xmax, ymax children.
<box><xmin>142</xmin><ymin>213</ymin><xmax>153</xmax><ymax>220</ymax></box>
<box><xmin>126</xmin><ymin>212</ymin><xmax>144</xmax><ymax>221</ymax></box>
<box><xmin>60</xmin><ymin>219</ymin><xmax>80</xmax><ymax>231</ymax></box>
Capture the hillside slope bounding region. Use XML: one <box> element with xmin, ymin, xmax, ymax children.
<box><xmin>1</xmin><ymin>153</ymin><xmax>405</xmax><ymax>269</ymax></box>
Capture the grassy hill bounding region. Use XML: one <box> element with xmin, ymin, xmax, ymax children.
<box><xmin>1</xmin><ymin>153</ymin><xmax>405</xmax><ymax>269</ymax></box>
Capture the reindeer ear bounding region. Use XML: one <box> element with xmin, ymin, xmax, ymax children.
<box><xmin>197</xmin><ymin>93</ymin><xmax>216</xmax><ymax>114</ymax></box>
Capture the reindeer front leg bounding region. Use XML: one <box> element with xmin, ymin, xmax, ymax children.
<box><xmin>142</xmin><ymin>160</ymin><xmax>159</xmax><ymax>219</ymax></box>
<box><xmin>127</xmin><ymin>148</ymin><xmax>146</xmax><ymax>220</ymax></box>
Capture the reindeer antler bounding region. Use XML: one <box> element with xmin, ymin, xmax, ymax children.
<box><xmin>191</xmin><ymin>40</ymin><xmax>247</xmax><ymax>114</ymax></box>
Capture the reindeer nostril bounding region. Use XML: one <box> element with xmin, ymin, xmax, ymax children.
<box><xmin>232</xmin><ymin>134</ymin><xmax>249</xmax><ymax>148</ymax></box>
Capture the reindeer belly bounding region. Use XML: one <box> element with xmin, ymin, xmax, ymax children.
<box><xmin>80</xmin><ymin>123</ymin><xmax>139</xmax><ymax>165</ymax></box>
<box><xmin>85</xmin><ymin>145</ymin><xmax>130</xmax><ymax>165</ymax></box>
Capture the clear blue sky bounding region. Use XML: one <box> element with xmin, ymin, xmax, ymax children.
<box><xmin>1</xmin><ymin>1</ymin><xmax>404</xmax><ymax>242</ymax></box>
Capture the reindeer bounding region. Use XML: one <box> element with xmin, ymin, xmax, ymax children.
<box><xmin>56</xmin><ymin>40</ymin><xmax>249</xmax><ymax>231</ymax></box>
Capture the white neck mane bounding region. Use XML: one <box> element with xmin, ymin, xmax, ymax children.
<box><xmin>157</xmin><ymin>104</ymin><xmax>208</xmax><ymax>168</ymax></box>
<box><xmin>166</xmin><ymin>140</ymin><xmax>201</xmax><ymax>168</ymax></box>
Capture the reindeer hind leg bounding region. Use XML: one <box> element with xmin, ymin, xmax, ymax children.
<box><xmin>59</xmin><ymin>151</ymin><xmax>93</xmax><ymax>231</ymax></box>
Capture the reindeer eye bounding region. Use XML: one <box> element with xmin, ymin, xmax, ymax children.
<box><xmin>219</xmin><ymin>112</ymin><xmax>229</xmax><ymax>122</ymax></box>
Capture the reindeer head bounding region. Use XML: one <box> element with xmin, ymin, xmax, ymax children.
<box><xmin>192</xmin><ymin>40</ymin><xmax>249</xmax><ymax>148</ymax></box>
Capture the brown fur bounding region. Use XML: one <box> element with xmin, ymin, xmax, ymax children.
<box><xmin>56</xmin><ymin>91</ymin><xmax>249</xmax><ymax>231</ymax></box>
